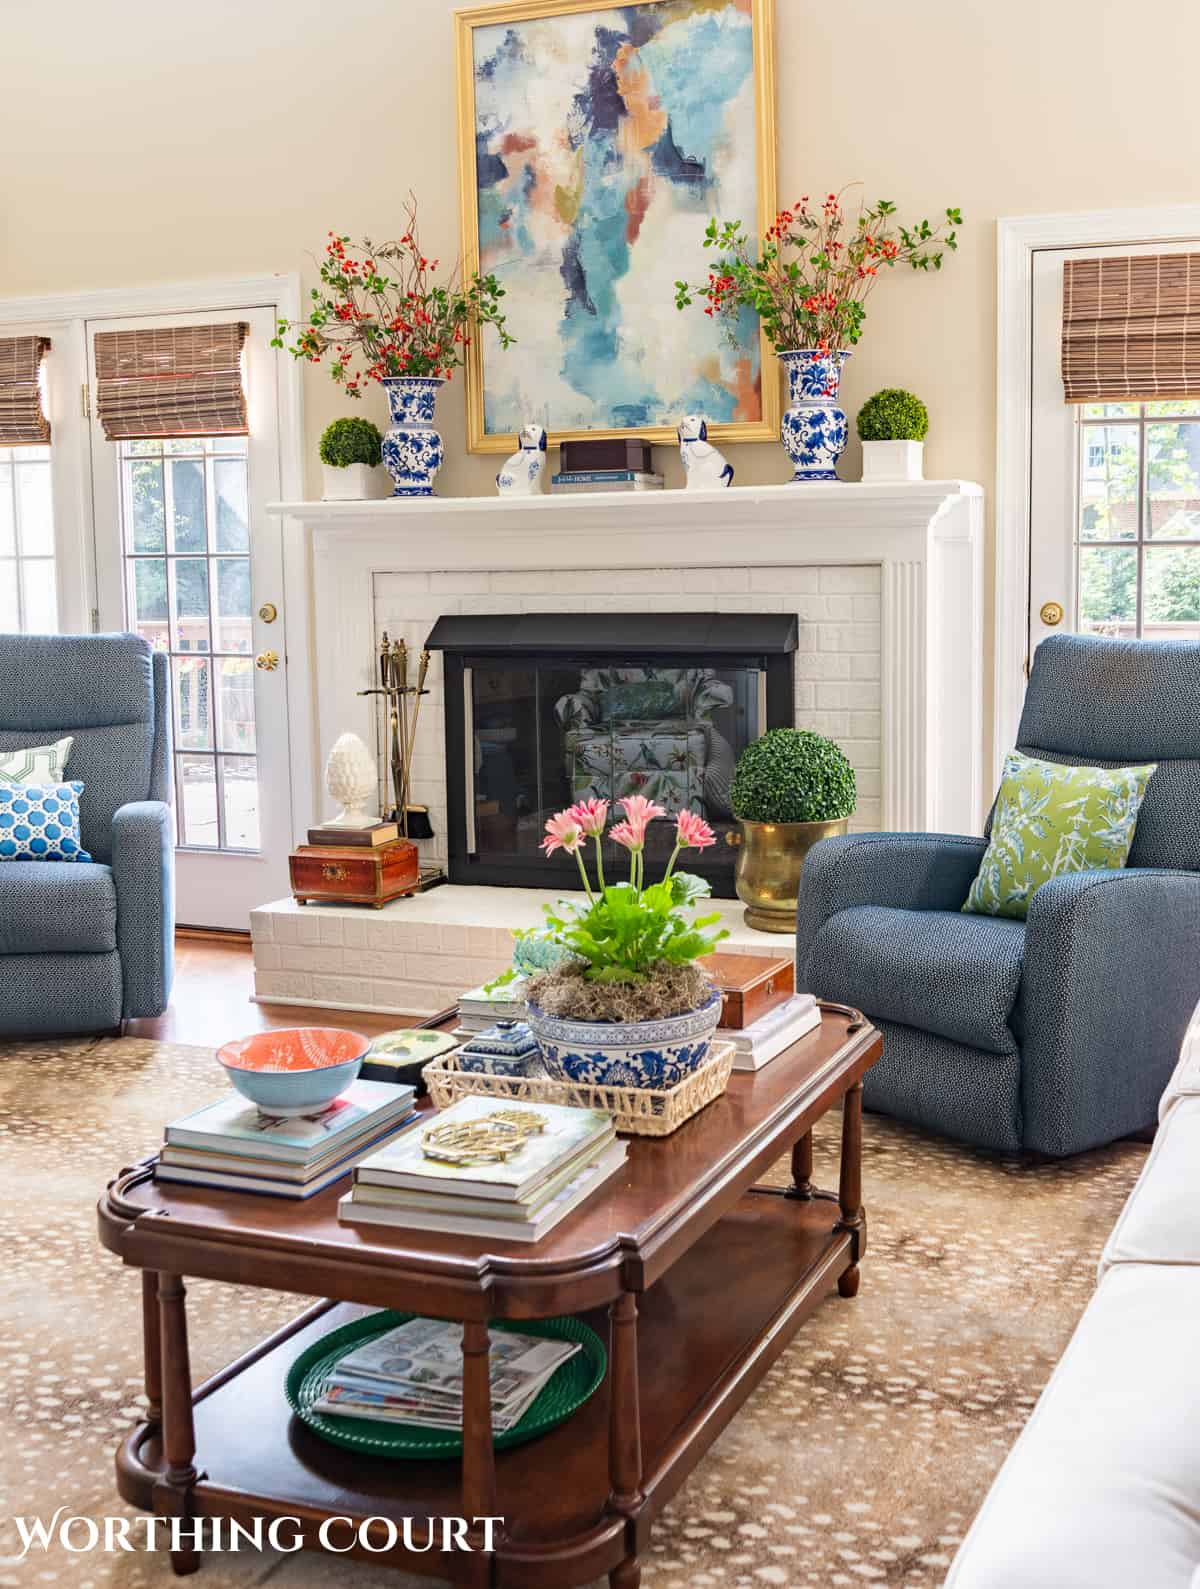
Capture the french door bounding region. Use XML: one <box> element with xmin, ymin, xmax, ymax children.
<box><xmin>89</xmin><ymin>305</ymin><xmax>293</xmax><ymax>929</ymax></box>
<box><xmin>1029</xmin><ymin>240</ymin><xmax>1200</xmax><ymax>658</ymax></box>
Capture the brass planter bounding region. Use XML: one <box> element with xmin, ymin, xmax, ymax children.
<box><xmin>731</xmin><ymin>817</ymin><xmax>850</xmax><ymax>933</ymax></box>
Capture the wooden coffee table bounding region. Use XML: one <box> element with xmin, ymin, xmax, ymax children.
<box><xmin>98</xmin><ymin>1003</ymin><xmax>881</xmax><ymax>1588</ymax></box>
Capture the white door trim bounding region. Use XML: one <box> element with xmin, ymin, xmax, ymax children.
<box><xmin>0</xmin><ymin>272</ymin><xmax>314</xmax><ymax>842</ymax></box>
<box><xmin>994</xmin><ymin>204</ymin><xmax>1200</xmax><ymax>786</ymax></box>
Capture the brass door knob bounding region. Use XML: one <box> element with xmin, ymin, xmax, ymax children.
<box><xmin>1040</xmin><ymin>601</ymin><xmax>1064</xmax><ymax>627</ymax></box>
<box><xmin>255</xmin><ymin>650</ymin><xmax>279</xmax><ymax>671</ymax></box>
<box><xmin>258</xmin><ymin>602</ymin><xmax>278</xmax><ymax>623</ymax></box>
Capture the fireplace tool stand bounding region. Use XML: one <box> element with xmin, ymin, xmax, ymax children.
<box><xmin>357</xmin><ymin>634</ymin><xmax>445</xmax><ymax>889</ymax></box>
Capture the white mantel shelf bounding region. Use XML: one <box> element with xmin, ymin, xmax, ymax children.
<box><xmin>270</xmin><ymin>477</ymin><xmax>985</xmax><ymax>852</ymax></box>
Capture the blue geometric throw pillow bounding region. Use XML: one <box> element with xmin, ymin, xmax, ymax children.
<box><xmin>0</xmin><ymin>781</ymin><xmax>93</xmax><ymax>862</ymax></box>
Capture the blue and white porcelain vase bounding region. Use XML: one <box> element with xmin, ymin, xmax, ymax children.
<box><xmin>525</xmin><ymin>990</ymin><xmax>723</xmax><ymax>1091</ymax></box>
<box><xmin>381</xmin><ymin>376</ymin><xmax>445</xmax><ymax>497</ymax></box>
<box><xmin>778</xmin><ymin>349</ymin><xmax>851</xmax><ymax>482</ymax></box>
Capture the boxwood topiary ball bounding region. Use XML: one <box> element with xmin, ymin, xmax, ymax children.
<box><xmin>730</xmin><ymin>728</ymin><xmax>857</xmax><ymax>824</ymax></box>
<box><xmin>320</xmin><ymin>416</ymin><xmax>383</xmax><ymax>468</ymax></box>
<box><xmin>856</xmin><ymin>388</ymin><xmax>929</xmax><ymax>443</ymax></box>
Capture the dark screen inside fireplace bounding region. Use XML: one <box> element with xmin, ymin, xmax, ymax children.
<box><xmin>427</xmin><ymin>613</ymin><xmax>797</xmax><ymax>896</ymax></box>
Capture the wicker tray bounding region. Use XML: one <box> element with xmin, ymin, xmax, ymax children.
<box><xmin>423</xmin><ymin>1039</ymin><xmax>736</xmax><ymax>1137</ymax></box>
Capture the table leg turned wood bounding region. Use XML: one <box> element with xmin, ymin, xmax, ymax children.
<box><xmin>141</xmin><ymin>1269</ymin><xmax>162</xmax><ymax>1426</ymax></box>
<box><xmin>836</xmin><ymin>1081</ymin><xmax>866</xmax><ymax>1298</ymax></box>
<box><xmin>461</xmin><ymin>1319</ymin><xmax>500</xmax><ymax>1583</ymax></box>
<box><xmin>153</xmin><ymin>1273</ymin><xmax>200</xmax><ymax>1575</ymax></box>
<box><xmin>608</xmin><ymin>1291</ymin><xmax>643</xmax><ymax>1588</ymax></box>
<box><xmin>785</xmin><ymin>1129</ymin><xmax>815</xmax><ymax>1200</ymax></box>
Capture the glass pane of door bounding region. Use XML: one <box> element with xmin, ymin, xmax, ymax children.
<box><xmin>117</xmin><ymin>435</ymin><xmax>260</xmax><ymax>852</ymax></box>
<box><xmin>0</xmin><ymin>445</ymin><xmax>58</xmax><ymax>633</ymax></box>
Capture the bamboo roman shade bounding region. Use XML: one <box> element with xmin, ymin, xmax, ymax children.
<box><xmin>94</xmin><ymin>321</ymin><xmax>249</xmax><ymax>439</ymax></box>
<box><xmin>0</xmin><ymin>335</ymin><xmax>51</xmax><ymax>446</ymax></box>
<box><xmin>1062</xmin><ymin>254</ymin><xmax>1200</xmax><ymax>403</ymax></box>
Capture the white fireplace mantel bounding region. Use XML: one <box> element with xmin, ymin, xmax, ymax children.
<box><xmin>269</xmin><ymin>479</ymin><xmax>985</xmax><ymax>839</ymax></box>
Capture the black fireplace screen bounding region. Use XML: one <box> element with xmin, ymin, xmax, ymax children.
<box><xmin>426</xmin><ymin>613</ymin><xmax>797</xmax><ymax>896</ymax></box>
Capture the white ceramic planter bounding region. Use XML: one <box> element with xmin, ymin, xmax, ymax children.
<box><xmin>861</xmin><ymin>439</ymin><xmax>924</xmax><ymax>482</ymax></box>
<box><xmin>321</xmin><ymin>462</ymin><xmax>386</xmax><ymax>501</ymax></box>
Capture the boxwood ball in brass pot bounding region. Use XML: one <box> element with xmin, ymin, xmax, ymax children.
<box><xmin>729</xmin><ymin>728</ymin><xmax>857</xmax><ymax>932</ymax></box>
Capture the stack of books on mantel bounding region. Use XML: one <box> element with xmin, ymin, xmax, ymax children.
<box><xmin>339</xmin><ymin>1095</ymin><xmax>625</xmax><ymax>1242</ymax></box>
<box><xmin>156</xmin><ymin>1080</ymin><xmax>417</xmax><ymax>1199</ymax></box>
<box><xmin>456</xmin><ymin>977</ymin><xmax>529</xmax><ymax>1034</ymax></box>
<box><xmin>312</xmin><ymin>1316</ymin><xmax>581</xmax><ymax>1431</ymax></box>
<box><xmin>550</xmin><ymin>468</ymin><xmax>664</xmax><ymax>493</ymax></box>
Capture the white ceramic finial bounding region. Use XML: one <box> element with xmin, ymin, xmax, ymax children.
<box><xmin>324</xmin><ymin>732</ymin><xmax>379</xmax><ymax>827</ymax></box>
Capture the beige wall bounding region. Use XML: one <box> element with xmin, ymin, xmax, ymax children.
<box><xmin>5</xmin><ymin>0</ymin><xmax>1200</xmax><ymax>758</ymax></box>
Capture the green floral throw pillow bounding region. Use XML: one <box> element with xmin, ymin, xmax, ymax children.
<box><xmin>963</xmin><ymin>749</ymin><xmax>1157</xmax><ymax>920</ymax></box>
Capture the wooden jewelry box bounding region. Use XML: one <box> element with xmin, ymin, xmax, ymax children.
<box><xmin>289</xmin><ymin>839</ymin><xmax>420</xmax><ymax>908</ymax></box>
<box><xmin>699</xmin><ymin>951</ymin><xmax>796</xmax><ymax>1029</ymax></box>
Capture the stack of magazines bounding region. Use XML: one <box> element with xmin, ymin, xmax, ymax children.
<box><xmin>457</xmin><ymin>978</ymin><xmax>528</xmax><ymax>1034</ymax></box>
<box><xmin>156</xmin><ymin>1080</ymin><xmax>417</xmax><ymax>1199</ymax></box>
<box><xmin>313</xmin><ymin>1315</ymin><xmax>580</xmax><ymax>1431</ymax></box>
<box><xmin>339</xmin><ymin>1095</ymin><xmax>625</xmax><ymax>1241</ymax></box>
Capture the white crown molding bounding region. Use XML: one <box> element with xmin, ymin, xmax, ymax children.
<box><xmin>0</xmin><ymin>272</ymin><xmax>300</xmax><ymax>325</ymax></box>
<box><xmin>994</xmin><ymin>203</ymin><xmax>1200</xmax><ymax>786</ymax></box>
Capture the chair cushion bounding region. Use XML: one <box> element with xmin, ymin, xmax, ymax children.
<box><xmin>966</xmin><ymin>749</ymin><xmax>1155</xmax><ymax>919</ymax></box>
<box><xmin>1162</xmin><ymin>997</ymin><xmax>1200</xmax><ymax>1119</ymax></box>
<box><xmin>946</xmin><ymin>1263</ymin><xmax>1200</xmax><ymax>1588</ymax></box>
<box><xmin>1099</xmin><ymin>1095</ymin><xmax>1200</xmax><ymax>1273</ymax></box>
<box><xmin>0</xmin><ymin>735</ymin><xmax>74</xmax><ymax>783</ymax></box>
<box><xmin>0</xmin><ymin>861</ymin><xmax>117</xmax><ymax>953</ymax></box>
<box><xmin>807</xmin><ymin>905</ymin><xmax>1026</xmax><ymax>1054</ymax></box>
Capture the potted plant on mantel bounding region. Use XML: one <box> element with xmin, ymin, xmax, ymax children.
<box><xmin>857</xmin><ymin>388</ymin><xmax>929</xmax><ymax>482</ymax></box>
<box><xmin>521</xmin><ymin>797</ymin><xmax>729</xmax><ymax>1089</ymax></box>
<box><xmin>273</xmin><ymin>193</ymin><xmax>513</xmax><ymax>499</ymax></box>
<box><xmin>319</xmin><ymin>417</ymin><xmax>386</xmax><ymax>501</ymax></box>
<box><xmin>674</xmin><ymin>187</ymin><xmax>961</xmax><ymax>483</ymax></box>
<box><xmin>729</xmin><ymin>729</ymin><xmax>857</xmax><ymax>933</ymax></box>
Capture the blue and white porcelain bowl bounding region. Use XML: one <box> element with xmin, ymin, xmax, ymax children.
<box><xmin>526</xmin><ymin>991</ymin><xmax>723</xmax><ymax>1091</ymax></box>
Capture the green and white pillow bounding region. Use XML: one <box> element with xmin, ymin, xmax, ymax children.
<box><xmin>0</xmin><ymin>735</ymin><xmax>74</xmax><ymax>785</ymax></box>
<box><xmin>963</xmin><ymin>748</ymin><xmax>1156</xmax><ymax>920</ymax></box>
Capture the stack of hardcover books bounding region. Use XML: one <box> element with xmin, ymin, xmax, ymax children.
<box><xmin>700</xmin><ymin>951</ymin><xmax>821</xmax><ymax>1071</ymax></box>
<box><xmin>550</xmin><ymin>468</ymin><xmax>664</xmax><ymax>493</ymax></box>
<box><xmin>312</xmin><ymin>1316</ymin><xmax>581</xmax><ymax>1431</ymax></box>
<box><xmin>306</xmin><ymin>820</ymin><xmax>399</xmax><ymax>848</ymax></box>
<box><xmin>456</xmin><ymin>978</ymin><xmax>528</xmax><ymax>1034</ymax></box>
<box><xmin>339</xmin><ymin>1095</ymin><xmax>625</xmax><ymax>1242</ymax></box>
<box><xmin>156</xmin><ymin>1080</ymin><xmax>417</xmax><ymax>1199</ymax></box>
<box><xmin>727</xmin><ymin>993</ymin><xmax>820</xmax><ymax>1070</ymax></box>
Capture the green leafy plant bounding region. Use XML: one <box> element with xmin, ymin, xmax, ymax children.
<box><xmin>856</xmin><ymin>388</ymin><xmax>929</xmax><ymax>442</ymax></box>
<box><xmin>731</xmin><ymin>729</ymin><xmax>857</xmax><ymax>824</ymax></box>
<box><xmin>319</xmin><ymin>417</ymin><xmax>383</xmax><ymax>469</ymax></box>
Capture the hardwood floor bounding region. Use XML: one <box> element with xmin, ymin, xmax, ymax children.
<box><xmin>126</xmin><ymin>933</ymin><xmax>416</xmax><ymax>1048</ymax></box>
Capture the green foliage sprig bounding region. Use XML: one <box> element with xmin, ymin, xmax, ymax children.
<box><xmin>857</xmin><ymin>388</ymin><xmax>929</xmax><ymax>442</ymax></box>
<box><xmin>731</xmin><ymin>729</ymin><xmax>857</xmax><ymax>824</ymax></box>
<box><xmin>543</xmin><ymin>875</ymin><xmax>725</xmax><ymax>984</ymax></box>
<box><xmin>319</xmin><ymin>417</ymin><xmax>382</xmax><ymax>468</ymax></box>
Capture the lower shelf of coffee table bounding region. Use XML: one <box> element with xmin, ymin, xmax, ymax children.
<box><xmin>118</xmin><ymin>1189</ymin><xmax>853</xmax><ymax>1587</ymax></box>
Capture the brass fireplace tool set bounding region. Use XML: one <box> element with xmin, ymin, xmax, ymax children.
<box><xmin>357</xmin><ymin>633</ymin><xmax>433</xmax><ymax>842</ymax></box>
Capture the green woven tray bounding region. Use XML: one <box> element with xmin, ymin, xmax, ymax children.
<box><xmin>285</xmin><ymin>1310</ymin><xmax>606</xmax><ymax>1459</ymax></box>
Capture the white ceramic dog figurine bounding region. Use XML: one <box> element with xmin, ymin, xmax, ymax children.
<box><xmin>678</xmin><ymin>415</ymin><xmax>734</xmax><ymax>490</ymax></box>
<box><xmin>496</xmin><ymin>424</ymin><xmax>548</xmax><ymax>495</ymax></box>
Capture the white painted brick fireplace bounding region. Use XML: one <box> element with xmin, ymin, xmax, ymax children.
<box><xmin>261</xmin><ymin>479</ymin><xmax>984</xmax><ymax>1016</ymax></box>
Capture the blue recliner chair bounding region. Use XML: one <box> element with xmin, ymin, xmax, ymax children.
<box><xmin>0</xmin><ymin>633</ymin><xmax>174</xmax><ymax>1036</ymax></box>
<box><xmin>797</xmin><ymin>635</ymin><xmax>1200</xmax><ymax>1157</ymax></box>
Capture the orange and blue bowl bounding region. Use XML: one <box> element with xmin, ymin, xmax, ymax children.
<box><xmin>217</xmin><ymin>1027</ymin><xmax>369</xmax><ymax>1116</ymax></box>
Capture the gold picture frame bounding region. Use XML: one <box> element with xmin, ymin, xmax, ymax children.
<box><xmin>454</xmin><ymin>0</ymin><xmax>778</xmax><ymax>454</ymax></box>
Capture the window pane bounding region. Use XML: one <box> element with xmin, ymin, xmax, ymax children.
<box><xmin>214</xmin><ymin>458</ymin><xmax>249</xmax><ymax>551</ymax></box>
<box><xmin>173</xmin><ymin>656</ymin><xmax>212</xmax><ymax>750</ymax></box>
<box><xmin>1082</xmin><ymin>402</ymin><xmax>1139</xmax><ymax>418</ymax></box>
<box><xmin>126</xmin><ymin>439</ymin><xmax>164</xmax><ymax>457</ymax></box>
<box><xmin>129</xmin><ymin>458</ymin><xmax>166</xmax><ymax>553</ymax></box>
<box><xmin>1144</xmin><ymin>545</ymin><xmax>1200</xmax><ymax>640</ymax></box>
<box><xmin>0</xmin><ymin>462</ymin><xmax>13</xmax><ymax>555</ymax></box>
<box><xmin>0</xmin><ymin>559</ymin><xmax>18</xmax><ymax>628</ymax></box>
<box><xmin>171</xmin><ymin>558</ymin><xmax>210</xmax><ymax>653</ymax></box>
<box><xmin>1145</xmin><ymin>400</ymin><xmax>1200</xmax><ymax>418</ymax></box>
<box><xmin>1079</xmin><ymin>425</ymin><xmax>1138</xmax><ymax>540</ymax></box>
<box><xmin>221</xmin><ymin>754</ymin><xmax>259</xmax><ymax>848</ymax></box>
<box><xmin>16</xmin><ymin>461</ymin><xmax>53</xmax><ymax>555</ymax></box>
<box><xmin>1146</xmin><ymin>421</ymin><xmax>1200</xmax><ymax>539</ymax></box>
<box><xmin>216</xmin><ymin>656</ymin><xmax>256</xmax><ymax>751</ymax></box>
<box><xmin>214</xmin><ymin>556</ymin><xmax>251</xmax><ymax>653</ymax></box>
<box><xmin>1079</xmin><ymin>546</ymin><xmax>1138</xmax><ymax>635</ymax></box>
<box><xmin>166</xmin><ymin>438</ymin><xmax>206</xmax><ymax>456</ymax></box>
<box><xmin>21</xmin><ymin>560</ymin><xmax>57</xmax><ymax>632</ymax></box>
<box><xmin>170</xmin><ymin>459</ymin><xmax>207</xmax><ymax>553</ymax></box>
<box><xmin>177</xmin><ymin>753</ymin><xmax>218</xmax><ymax>847</ymax></box>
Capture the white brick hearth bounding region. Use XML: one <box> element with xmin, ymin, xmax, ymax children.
<box><xmin>265</xmin><ymin>480</ymin><xmax>984</xmax><ymax>1017</ymax></box>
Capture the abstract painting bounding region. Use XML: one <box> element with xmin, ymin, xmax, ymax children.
<box><xmin>456</xmin><ymin>0</ymin><xmax>777</xmax><ymax>449</ymax></box>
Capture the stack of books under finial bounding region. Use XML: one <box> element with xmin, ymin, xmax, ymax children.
<box><xmin>339</xmin><ymin>1095</ymin><xmax>626</xmax><ymax>1242</ymax></box>
<box><xmin>700</xmin><ymin>952</ymin><xmax>821</xmax><ymax>1071</ymax></box>
<box><xmin>456</xmin><ymin>976</ymin><xmax>529</xmax><ymax>1034</ymax></box>
<box><xmin>551</xmin><ymin>438</ymin><xmax>663</xmax><ymax>494</ymax></box>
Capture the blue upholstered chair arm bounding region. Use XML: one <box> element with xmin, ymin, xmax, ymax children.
<box><xmin>1018</xmin><ymin>867</ymin><xmax>1200</xmax><ymax>1156</ymax></box>
<box><xmin>796</xmin><ymin>832</ymin><xmax>989</xmax><ymax>973</ymax></box>
<box><xmin>111</xmin><ymin>801</ymin><xmax>175</xmax><ymax>1019</ymax></box>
